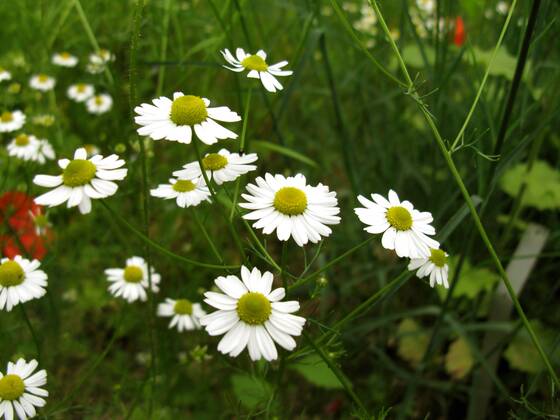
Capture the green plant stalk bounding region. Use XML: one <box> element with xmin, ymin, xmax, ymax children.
<box><xmin>191</xmin><ymin>208</ymin><xmax>224</xmax><ymax>264</ymax></box>
<box><xmin>20</xmin><ymin>304</ymin><xmax>42</xmax><ymax>364</ymax></box>
<box><xmin>156</xmin><ymin>0</ymin><xmax>173</xmax><ymax>96</ymax></box>
<box><xmin>368</xmin><ymin>0</ymin><xmax>560</xmax><ymax>389</ymax></box>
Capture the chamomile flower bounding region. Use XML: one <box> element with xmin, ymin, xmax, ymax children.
<box><xmin>89</xmin><ymin>48</ymin><xmax>115</xmax><ymax>65</ymax></box>
<box><xmin>150</xmin><ymin>177</ymin><xmax>211</xmax><ymax>208</ymax></box>
<box><xmin>0</xmin><ymin>110</ymin><xmax>25</xmax><ymax>133</ymax></box>
<box><xmin>0</xmin><ymin>358</ymin><xmax>48</xmax><ymax>419</ymax></box>
<box><xmin>134</xmin><ymin>92</ymin><xmax>241</xmax><ymax>145</ymax></box>
<box><xmin>0</xmin><ymin>255</ymin><xmax>48</xmax><ymax>312</ymax></box>
<box><xmin>52</xmin><ymin>52</ymin><xmax>78</xmax><ymax>67</ymax></box>
<box><xmin>33</xmin><ymin>139</ymin><xmax>55</xmax><ymax>164</ymax></box>
<box><xmin>221</xmin><ymin>48</ymin><xmax>293</xmax><ymax>93</ymax></box>
<box><xmin>240</xmin><ymin>174</ymin><xmax>341</xmax><ymax>247</ymax></box>
<box><xmin>67</xmin><ymin>83</ymin><xmax>94</xmax><ymax>102</ymax></box>
<box><xmin>86</xmin><ymin>94</ymin><xmax>112</xmax><ymax>115</ymax></box>
<box><xmin>29</xmin><ymin>74</ymin><xmax>55</xmax><ymax>92</ymax></box>
<box><xmin>29</xmin><ymin>210</ymin><xmax>50</xmax><ymax>237</ymax></box>
<box><xmin>33</xmin><ymin>147</ymin><xmax>127</xmax><ymax>214</ymax></box>
<box><xmin>417</xmin><ymin>0</ymin><xmax>435</xmax><ymax>13</ymax></box>
<box><xmin>7</xmin><ymin>134</ymin><xmax>39</xmax><ymax>162</ymax></box>
<box><xmin>173</xmin><ymin>148</ymin><xmax>258</xmax><ymax>185</ymax></box>
<box><xmin>408</xmin><ymin>248</ymin><xmax>449</xmax><ymax>288</ymax></box>
<box><xmin>201</xmin><ymin>266</ymin><xmax>306</xmax><ymax>361</ymax></box>
<box><xmin>0</xmin><ymin>68</ymin><xmax>11</xmax><ymax>82</ymax></box>
<box><xmin>157</xmin><ymin>298</ymin><xmax>206</xmax><ymax>332</ymax></box>
<box><xmin>105</xmin><ymin>256</ymin><xmax>160</xmax><ymax>303</ymax></box>
<box><xmin>496</xmin><ymin>1</ymin><xmax>509</xmax><ymax>14</ymax></box>
<box><xmin>354</xmin><ymin>190</ymin><xmax>439</xmax><ymax>258</ymax></box>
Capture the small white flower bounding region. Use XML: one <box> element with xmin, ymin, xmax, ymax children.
<box><xmin>33</xmin><ymin>139</ymin><xmax>56</xmax><ymax>164</ymax></box>
<box><xmin>240</xmin><ymin>173</ymin><xmax>341</xmax><ymax>247</ymax></box>
<box><xmin>417</xmin><ymin>0</ymin><xmax>435</xmax><ymax>13</ymax></box>
<box><xmin>0</xmin><ymin>68</ymin><xmax>11</xmax><ymax>82</ymax></box>
<box><xmin>496</xmin><ymin>1</ymin><xmax>509</xmax><ymax>15</ymax></box>
<box><xmin>354</xmin><ymin>190</ymin><xmax>439</xmax><ymax>258</ymax></box>
<box><xmin>0</xmin><ymin>110</ymin><xmax>25</xmax><ymax>133</ymax></box>
<box><xmin>173</xmin><ymin>148</ymin><xmax>258</xmax><ymax>185</ymax></box>
<box><xmin>67</xmin><ymin>83</ymin><xmax>95</xmax><ymax>102</ymax></box>
<box><xmin>0</xmin><ymin>255</ymin><xmax>48</xmax><ymax>312</ymax></box>
<box><xmin>408</xmin><ymin>248</ymin><xmax>449</xmax><ymax>288</ymax></box>
<box><xmin>157</xmin><ymin>298</ymin><xmax>206</xmax><ymax>332</ymax></box>
<box><xmin>86</xmin><ymin>62</ymin><xmax>105</xmax><ymax>74</ymax></box>
<box><xmin>33</xmin><ymin>147</ymin><xmax>127</xmax><ymax>214</ymax></box>
<box><xmin>134</xmin><ymin>92</ymin><xmax>241</xmax><ymax>145</ymax></box>
<box><xmin>0</xmin><ymin>358</ymin><xmax>48</xmax><ymax>419</ymax></box>
<box><xmin>201</xmin><ymin>266</ymin><xmax>306</xmax><ymax>361</ymax></box>
<box><xmin>221</xmin><ymin>48</ymin><xmax>293</xmax><ymax>93</ymax></box>
<box><xmin>29</xmin><ymin>210</ymin><xmax>50</xmax><ymax>237</ymax></box>
<box><xmin>86</xmin><ymin>94</ymin><xmax>112</xmax><ymax>115</ymax></box>
<box><xmin>7</xmin><ymin>134</ymin><xmax>39</xmax><ymax>162</ymax></box>
<box><xmin>105</xmin><ymin>256</ymin><xmax>160</xmax><ymax>303</ymax></box>
<box><xmin>150</xmin><ymin>177</ymin><xmax>211</xmax><ymax>208</ymax></box>
<box><xmin>52</xmin><ymin>52</ymin><xmax>78</xmax><ymax>67</ymax></box>
<box><xmin>29</xmin><ymin>74</ymin><xmax>55</xmax><ymax>92</ymax></box>
<box><xmin>89</xmin><ymin>49</ymin><xmax>115</xmax><ymax>65</ymax></box>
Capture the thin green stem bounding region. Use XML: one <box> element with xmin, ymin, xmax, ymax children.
<box><xmin>20</xmin><ymin>304</ymin><xmax>42</xmax><ymax>364</ymax></box>
<box><xmin>239</xmin><ymin>86</ymin><xmax>252</xmax><ymax>153</ymax></box>
<box><xmin>156</xmin><ymin>0</ymin><xmax>172</xmax><ymax>96</ymax></box>
<box><xmin>191</xmin><ymin>208</ymin><xmax>224</xmax><ymax>264</ymax></box>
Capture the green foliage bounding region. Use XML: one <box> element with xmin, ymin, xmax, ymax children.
<box><xmin>437</xmin><ymin>258</ymin><xmax>500</xmax><ymax>300</ymax></box>
<box><xmin>231</xmin><ymin>373</ymin><xmax>273</xmax><ymax>409</ymax></box>
<box><xmin>396</xmin><ymin>318</ymin><xmax>429</xmax><ymax>366</ymax></box>
<box><xmin>445</xmin><ymin>336</ymin><xmax>474</xmax><ymax>379</ymax></box>
<box><xmin>290</xmin><ymin>354</ymin><xmax>344</xmax><ymax>389</ymax></box>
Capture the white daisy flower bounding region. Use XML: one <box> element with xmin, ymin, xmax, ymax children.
<box><xmin>150</xmin><ymin>177</ymin><xmax>211</xmax><ymax>208</ymax></box>
<box><xmin>0</xmin><ymin>255</ymin><xmax>48</xmax><ymax>312</ymax></box>
<box><xmin>33</xmin><ymin>147</ymin><xmax>127</xmax><ymax>214</ymax></box>
<box><xmin>0</xmin><ymin>68</ymin><xmax>11</xmax><ymax>82</ymax></box>
<box><xmin>134</xmin><ymin>92</ymin><xmax>241</xmax><ymax>145</ymax></box>
<box><xmin>0</xmin><ymin>110</ymin><xmax>25</xmax><ymax>133</ymax></box>
<box><xmin>240</xmin><ymin>173</ymin><xmax>341</xmax><ymax>247</ymax></box>
<box><xmin>105</xmin><ymin>256</ymin><xmax>160</xmax><ymax>303</ymax></box>
<box><xmin>67</xmin><ymin>83</ymin><xmax>94</xmax><ymax>102</ymax></box>
<box><xmin>408</xmin><ymin>248</ymin><xmax>449</xmax><ymax>288</ymax></box>
<box><xmin>221</xmin><ymin>48</ymin><xmax>293</xmax><ymax>93</ymax></box>
<box><xmin>157</xmin><ymin>298</ymin><xmax>206</xmax><ymax>332</ymax></box>
<box><xmin>417</xmin><ymin>0</ymin><xmax>435</xmax><ymax>13</ymax></box>
<box><xmin>89</xmin><ymin>49</ymin><xmax>115</xmax><ymax>65</ymax></box>
<box><xmin>33</xmin><ymin>139</ymin><xmax>56</xmax><ymax>164</ymax></box>
<box><xmin>0</xmin><ymin>358</ymin><xmax>48</xmax><ymax>419</ymax></box>
<box><xmin>496</xmin><ymin>1</ymin><xmax>509</xmax><ymax>14</ymax></box>
<box><xmin>83</xmin><ymin>144</ymin><xmax>100</xmax><ymax>157</ymax></box>
<box><xmin>29</xmin><ymin>74</ymin><xmax>55</xmax><ymax>92</ymax></box>
<box><xmin>173</xmin><ymin>148</ymin><xmax>258</xmax><ymax>185</ymax></box>
<box><xmin>201</xmin><ymin>266</ymin><xmax>306</xmax><ymax>361</ymax></box>
<box><xmin>85</xmin><ymin>62</ymin><xmax>105</xmax><ymax>74</ymax></box>
<box><xmin>354</xmin><ymin>190</ymin><xmax>439</xmax><ymax>258</ymax></box>
<box><xmin>86</xmin><ymin>94</ymin><xmax>112</xmax><ymax>115</ymax></box>
<box><xmin>7</xmin><ymin>134</ymin><xmax>39</xmax><ymax>162</ymax></box>
<box><xmin>51</xmin><ymin>52</ymin><xmax>78</xmax><ymax>67</ymax></box>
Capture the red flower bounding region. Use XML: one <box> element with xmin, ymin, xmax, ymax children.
<box><xmin>0</xmin><ymin>191</ymin><xmax>51</xmax><ymax>260</ymax></box>
<box><xmin>453</xmin><ymin>16</ymin><xmax>466</xmax><ymax>47</ymax></box>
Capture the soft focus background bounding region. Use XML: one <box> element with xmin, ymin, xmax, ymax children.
<box><xmin>1</xmin><ymin>0</ymin><xmax>559</xmax><ymax>418</ymax></box>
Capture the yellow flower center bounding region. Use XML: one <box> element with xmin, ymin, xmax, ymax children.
<box><xmin>170</xmin><ymin>95</ymin><xmax>208</xmax><ymax>126</ymax></box>
<box><xmin>62</xmin><ymin>159</ymin><xmax>97</xmax><ymax>187</ymax></box>
<box><xmin>386</xmin><ymin>206</ymin><xmax>413</xmax><ymax>231</ymax></box>
<box><xmin>1</xmin><ymin>111</ymin><xmax>14</xmax><ymax>122</ymax></box>
<box><xmin>38</xmin><ymin>74</ymin><xmax>49</xmax><ymax>83</ymax></box>
<box><xmin>174</xmin><ymin>299</ymin><xmax>193</xmax><ymax>315</ymax></box>
<box><xmin>0</xmin><ymin>374</ymin><xmax>25</xmax><ymax>401</ymax></box>
<box><xmin>0</xmin><ymin>260</ymin><xmax>25</xmax><ymax>287</ymax></box>
<box><xmin>61</xmin><ymin>52</ymin><xmax>71</xmax><ymax>59</ymax></box>
<box><xmin>172</xmin><ymin>180</ymin><xmax>196</xmax><ymax>192</ymax></box>
<box><xmin>202</xmin><ymin>153</ymin><xmax>228</xmax><ymax>171</ymax></box>
<box><xmin>236</xmin><ymin>292</ymin><xmax>271</xmax><ymax>325</ymax></box>
<box><xmin>123</xmin><ymin>265</ymin><xmax>143</xmax><ymax>283</ymax></box>
<box><xmin>15</xmin><ymin>134</ymin><xmax>30</xmax><ymax>146</ymax></box>
<box><xmin>273</xmin><ymin>187</ymin><xmax>307</xmax><ymax>216</ymax></box>
<box><xmin>76</xmin><ymin>84</ymin><xmax>87</xmax><ymax>93</ymax></box>
<box><xmin>429</xmin><ymin>248</ymin><xmax>447</xmax><ymax>267</ymax></box>
<box><xmin>94</xmin><ymin>96</ymin><xmax>104</xmax><ymax>106</ymax></box>
<box><xmin>241</xmin><ymin>54</ymin><xmax>268</xmax><ymax>72</ymax></box>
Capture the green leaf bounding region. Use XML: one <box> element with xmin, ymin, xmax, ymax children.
<box><xmin>396</xmin><ymin>318</ymin><xmax>429</xmax><ymax>366</ymax></box>
<box><xmin>499</xmin><ymin>160</ymin><xmax>560</xmax><ymax>211</ymax></box>
<box><xmin>445</xmin><ymin>337</ymin><xmax>474</xmax><ymax>379</ymax></box>
<box><xmin>230</xmin><ymin>374</ymin><xmax>272</xmax><ymax>409</ymax></box>
<box><xmin>290</xmin><ymin>354</ymin><xmax>343</xmax><ymax>389</ymax></box>
<box><xmin>437</xmin><ymin>258</ymin><xmax>500</xmax><ymax>301</ymax></box>
<box><xmin>251</xmin><ymin>140</ymin><xmax>319</xmax><ymax>168</ymax></box>
<box><xmin>401</xmin><ymin>45</ymin><xmax>435</xmax><ymax>68</ymax></box>
<box><xmin>471</xmin><ymin>46</ymin><xmax>525</xmax><ymax>80</ymax></box>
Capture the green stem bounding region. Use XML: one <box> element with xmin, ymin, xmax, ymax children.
<box><xmin>20</xmin><ymin>304</ymin><xmax>42</xmax><ymax>364</ymax></box>
<box><xmin>191</xmin><ymin>208</ymin><xmax>224</xmax><ymax>264</ymax></box>
<box><xmin>156</xmin><ymin>0</ymin><xmax>172</xmax><ymax>96</ymax></box>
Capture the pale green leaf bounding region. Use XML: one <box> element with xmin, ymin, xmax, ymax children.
<box><xmin>290</xmin><ymin>354</ymin><xmax>343</xmax><ymax>389</ymax></box>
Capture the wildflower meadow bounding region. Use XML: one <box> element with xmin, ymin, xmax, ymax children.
<box><xmin>1</xmin><ymin>0</ymin><xmax>559</xmax><ymax>418</ymax></box>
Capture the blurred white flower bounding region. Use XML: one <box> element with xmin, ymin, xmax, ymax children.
<box><xmin>158</xmin><ymin>298</ymin><xmax>206</xmax><ymax>332</ymax></box>
<box><xmin>0</xmin><ymin>255</ymin><xmax>48</xmax><ymax>312</ymax></box>
<box><xmin>29</xmin><ymin>74</ymin><xmax>55</xmax><ymax>92</ymax></box>
<box><xmin>52</xmin><ymin>52</ymin><xmax>78</xmax><ymax>67</ymax></box>
<box><xmin>151</xmin><ymin>176</ymin><xmax>211</xmax><ymax>208</ymax></box>
<box><xmin>67</xmin><ymin>83</ymin><xmax>95</xmax><ymax>102</ymax></box>
<box><xmin>86</xmin><ymin>94</ymin><xmax>112</xmax><ymax>114</ymax></box>
<box><xmin>105</xmin><ymin>256</ymin><xmax>160</xmax><ymax>303</ymax></box>
<box><xmin>408</xmin><ymin>248</ymin><xmax>449</xmax><ymax>288</ymax></box>
<box><xmin>0</xmin><ymin>110</ymin><xmax>25</xmax><ymax>132</ymax></box>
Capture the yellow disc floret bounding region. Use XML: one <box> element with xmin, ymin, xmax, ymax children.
<box><xmin>273</xmin><ymin>187</ymin><xmax>308</xmax><ymax>216</ymax></box>
<box><xmin>170</xmin><ymin>95</ymin><xmax>208</xmax><ymax>126</ymax></box>
<box><xmin>174</xmin><ymin>299</ymin><xmax>193</xmax><ymax>315</ymax></box>
<box><xmin>123</xmin><ymin>265</ymin><xmax>144</xmax><ymax>283</ymax></box>
<box><xmin>236</xmin><ymin>292</ymin><xmax>272</xmax><ymax>325</ymax></box>
<box><xmin>0</xmin><ymin>374</ymin><xmax>25</xmax><ymax>401</ymax></box>
<box><xmin>15</xmin><ymin>134</ymin><xmax>30</xmax><ymax>146</ymax></box>
<box><xmin>0</xmin><ymin>260</ymin><xmax>25</xmax><ymax>287</ymax></box>
<box><xmin>1</xmin><ymin>111</ymin><xmax>13</xmax><ymax>122</ymax></box>
<box><xmin>202</xmin><ymin>153</ymin><xmax>228</xmax><ymax>171</ymax></box>
<box><xmin>241</xmin><ymin>55</ymin><xmax>268</xmax><ymax>72</ymax></box>
<box><xmin>386</xmin><ymin>206</ymin><xmax>413</xmax><ymax>231</ymax></box>
<box><xmin>172</xmin><ymin>180</ymin><xmax>196</xmax><ymax>192</ymax></box>
<box><xmin>429</xmin><ymin>249</ymin><xmax>447</xmax><ymax>267</ymax></box>
<box><xmin>62</xmin><ymin>159</ymin><xmax>97</xmax><ymax>187</ymax></box>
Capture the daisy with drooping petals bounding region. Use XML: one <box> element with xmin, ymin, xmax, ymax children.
<box><xmin>33</xmin><ymin>139</ymin><xmax>55</xmax><ymax>165</ymax></box>
<box><xmin>354</xmin><ymin>190</ymin><xmax>439</xmax><ymax>258</ymax></box>
<box><xmin>105</xmin><ymin>256</ymin><xmax>160</xmax><ymax>303</ymax></box>
<box><xmin>52</xmin><ymin>52</ymin><xmax>78</xmax><ymax>67</ymax></box>
<box><xmin>0</xmin><ymin>255</ymin><xmax>48</xmax><ymax>311</ymax></box>
<box><xmin>7</xmin><ymin>134</ymin><xmax>39</xmax><ymax>162</ymax></box>
<box><xmin>134</xmin><ymin>92</ymin><xmax>241</xmax><ymax>145</ymax></box>
<box><xmin>0</xmin><ymin>68</ymin><xmax>11</xmax><ymax>82</ymax></box>
<box><xmin>240</xmin><ymin>174</ymin><xmax>341</xmax><ymax>247</ymax></box>
<box><xmin>408</xmin><ymin>248</ymin><xmax>449</xmax><ymax>288</ymax></box>
<box><xmin>201</xmin><ymin>266</ymin><xmax>306</xmax><ymax>361</ymax></box>
<box><xmin>221</xmin><ymin>48</ymin><xmax>293</xmax><ymax>93</ymax></box>
<box><xmin>33</xmin><ymin>147</ymin><xmax>127</xmax><ymax>214</ymax></box>
<box><xmin>67</xmin><ymin>83</ymin><xmax>94</xmax><ymax>102</ymax></box>
<box><xmin>0</xmin><ymin>110</ymin><xmax>25</xmax><ymax>133</ymax></box>
<box><xmin>86</xmin><ymin>94</ymin><xmax>112</xmax><ymax>115</ymax></box>
<box><xmin>29</xmin><ymin>74</ymin><xmax>55</xmax><ymax>92</ymax></box>
<box><xmin>158</xmin><ymin>298</ymin><xmax>206</xmax><ymax>332</ymax></box>
<box><xmin>0</xmin><ymin>358</ymin><xmax>48</xmax><ymax>419</ymax></box>
<box><xmin>89</xmin><ymin>49</ymin><xmax>115</xmax><ymax>65</ymax></box>
<box><xmin>173</xmin><ymin>148</ymin><xmax>258</xmax><ymax>185</ymax></box>
<box><xmin>150</xmin><ymin>177</ymin><xmax>211</xmax><ymax>208</ymax></box>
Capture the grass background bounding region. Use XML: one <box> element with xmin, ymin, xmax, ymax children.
<box><xmin>1</xmin><ymin>0</ymin><xmax>559</xmax><ymax>418</ymax></box>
